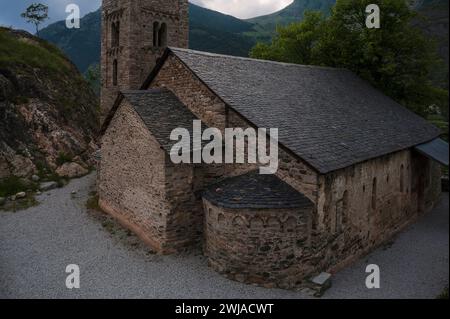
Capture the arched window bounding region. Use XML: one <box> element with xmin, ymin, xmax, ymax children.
<box><xmin>372</xmin><ymin>177</ymin><xmax>377</xmax><ymax>210</ymax></box>
<box><xmin>153</xmin><ymin>22</ymin><xmax>159</xmax><ymax>47</ymax></box>
<box><xmin>112</xmin><ymin>59</ymin><xmax>118</xmax><ymax>86</ymax></box>
<box><xmin>158</xmin><ymin>23</ymin><xmax>167</xmax><ymax>47</ymax></box>
<box><xmin>115</xmin><ymin>21</ymin><xmax>120</xmax><ymax>46</ymax></box>
<box><xmin>111</xmin><ymin>22</ymin><xmax>120</xmax><ymax>47</ymax></box>
<box><xmin>400</xmin><ymin>165</ymin><xmax>405</xmax><ymax>193</ymax></box>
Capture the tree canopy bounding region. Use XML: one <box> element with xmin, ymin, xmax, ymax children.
<box><xmin>250</xmin><ymin>0</ymin><xmax>448</xmax><ymax>120</ymax></box>
<box><xmin>20</xmin><ymin>3</ymin><xmax>49</xmax><ymax>36</ymax></box>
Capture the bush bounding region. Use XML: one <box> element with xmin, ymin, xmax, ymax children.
<box><xmin>0</xmin><ymin>176</ymin><xmax>35</xmax><ymax>197</ymax></box>
<box><xmin>56</xmin><ymin>152</ymin><xmax>73</xmax><ymax>166</ymax></box>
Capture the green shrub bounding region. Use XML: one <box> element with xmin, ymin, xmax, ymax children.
<box><xmin>86</xmin><ymin>192</ymin><xmax>100</xmax><ymax>211</ymax></box>
<box><xmin>0</xmin><ymin>176</ymin><xmax>36</xmax><ymax>197</ymax></box>
<box><xmin>437</xmin><ymin>287</ymin><xmax>449</xmax><ymax>299</ymax></box>
<box><xmin>56</xmin><ymin>152</ymin><xmax>73</xmax><ymax>166</ymax></box>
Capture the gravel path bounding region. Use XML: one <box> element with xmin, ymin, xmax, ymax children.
<box><xmin>0</xmin><ymin>174</ymin><xmax>448</xmax><ymax>299</ymax></box>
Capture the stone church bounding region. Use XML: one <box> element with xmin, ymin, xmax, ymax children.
<box><xmin>98</xmin><ymin>0</ymin><xmax>447</xmax><ymax>289</ymax></box>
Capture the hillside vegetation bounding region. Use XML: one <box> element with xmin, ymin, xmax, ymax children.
<box><xmin>246</xmin><ymin>0</ymin><xmax>335</xmax><ymax>42</ymax></box>
<box><xmin>0</xmin><ymin>27</ymin><xmax>98</xmax><ymax>182</ymax></box>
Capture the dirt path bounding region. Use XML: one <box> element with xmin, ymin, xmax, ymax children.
<box><xmin>0</xmin><ymin>174</ymin><xmax>448</xmax><ymax>299</ymax></box>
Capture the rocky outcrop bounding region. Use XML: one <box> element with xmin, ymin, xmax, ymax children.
<box><xmin>0</xmin><ymin>28</ymin><xmax>99</xmax><ymax>180</ymax></box>
<box><xmin>56</xmin><ymin>162</ymin><xmax>89</xmax><ymax>178</ymax></box>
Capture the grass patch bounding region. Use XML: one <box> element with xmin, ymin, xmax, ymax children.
<box><xmin>86</xmin><ymin>192</ymin><xmax>100</xmax><ymax>211</ymax></box>
<box><xmin>0</xmin><ymin>28</ymin><xmax>71</xmax><ymax>75</ymax></box>
<box><xmin>0</xmin><ymin>176</ymin><xmax>38</xmax><ymax>197</ymax></box>
<box><xmin>56</xmin><ymin>152</ymin><xmax>73</xmax><ymax>167</ymax></box>
<box><xmin>1</xmin><ymin>194</ymin><xmax>39</xmax><ymax>212</ymax></box>
<box><xmin>35</xmin><ymin>161</ymin><xmax>66</xmax><ymax>187</ymax></box>
<box><xmin>437</xmin><ymin>287</ymin><xmax>449</xmax><ymax>299</ymax></box>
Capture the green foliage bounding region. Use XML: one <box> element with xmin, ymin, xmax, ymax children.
<box><xmin>0</xmin><ymin>176</ymin><xmax>37</xmax><ymax>197</ymax></box>
<box><xmin>20</xmin><ymin>3</ymin><xmax>49</xmax><ymax>35</ymax></box>
<box><xmin>84</xmin><ymin>64</ymin><xmax>101</xmax><ymax>95</ymax></box>
<box><xmin>251</xmin><ymin>0</ymin><xmax>449</xmax><ymax>120</ymax></box>
<box><xmin>86</xmin><ymin>192</ymin><xmax>101</xmax><ymax>211</ymax></box>
<box><xmin>0</xmin><ymin>177</ymin><xmax>25</xmax><ymax>197</ymax></box>
<box><xmin>437</xmin><ymin>287</ymin><xmax>449</xmax><ymax>299</ymax></box>
<box><xmin>56</xmin><ymin>152</ymin><xmax>73</xmax><ymax>167</ymax></box>
<box><xmin>0</xmin><ymin>28</ymin><xmax>71</xmax><ymax>75</ymax></box>
<box><xmin>247</xmin><ymin>0</ymin><xmax>336</xmax><ymax>42</ymax></box>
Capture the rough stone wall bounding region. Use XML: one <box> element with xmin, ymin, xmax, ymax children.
<box><xmin>101</xmin><ymin>0</ymin><xmax>189</xmax><ymax>118</ymax></box>
<box><xmin>102</xmin><ymin>51</ymin><xmax>442</xmax><ymax>276</ymax></box>
<box><xmin>226</xmin><ymin>108</ymin><xmax>319</xmax><ymax>203</ymax></box>
<box><xmin>98</xmin><ymin>100</ymin><xmax>170</xmax><ymax>251</ymax></box>
<box><xmin>99</xmin><ymin>99</ymin><xmax>205</xmax><ymax>253</ymax></box>
<box><xmin>315</xmin><ymin>150</ymin><xmax>442</xmax><ymax>271</ymax></box>
<box><xmin>203</xmin><ymin>199</ymin><xmax>315</xmax><ymax>289</ymax></box>
<box><xmin>150</xmin><ymin>59</ymin><xmax>320</xmax><ymax>201</ymax></box>
<box><xmin>151</xmin><ymin>54</ymin><xmax>227</xmax><ymax>131</ymax></box>
<box><xmin>164</xmin><ymin>159</ymin><xmax>204</xmax><ymax>250</ymax></box>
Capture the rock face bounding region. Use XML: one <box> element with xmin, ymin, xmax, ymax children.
<box><xmin>0</xmin><ymin>28</ymin><xmax>99</xmax><ymax>180</ymax></box>
<box><xmin>56</xmin><ymin>162</ymin><xmax>89</xmax><ymax>178</ymax></box>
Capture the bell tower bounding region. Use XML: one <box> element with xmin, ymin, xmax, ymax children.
<box><xmin>100</xmin><ymin>0</ymin><xmax>189</xmax><ymax>118</ymax></box>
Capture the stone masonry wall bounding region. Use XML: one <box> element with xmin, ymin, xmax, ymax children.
<box><xmin>314</xmin><ymin>150</ymin><xmax>442</xmax><ymax>272</ymax></box>
<box><xmin>164</xmin><ymin>159</ymin><xmax>204</xmax><ymax>250</ymax></box>
<box><xmin>99</xmin><ymin>100</ymin><xmax>209</xmax><ymax>253</ymax></box>
<box><xmin>151</xmin><ymin>54</ymin><xmax>227</xmax><ymax>131</ymax></box>
<box><xmin>227</xmin><ymin>108</ymin><xmax>319</xmax><ymax>203</ymax></box>
<box><xmin>101</xmin><ymin>0</ymin><xmax>189</xmax><ymax>118</ymax></box>
<box><xmin>203</xmin><ymin>199</ymin><xmax>315</xmax><ymax>289</ymax></box>
<box><xmin>150</xmin><ymin>58</ymin><xmax>319</xmax><ymax>202</ymax></box>
<box><xmin>98</xmin><ymin>100</ymin><xmax>170</xmax><ymax>251</ymax></box>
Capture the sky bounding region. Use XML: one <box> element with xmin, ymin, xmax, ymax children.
<box><xmin>0</xmin><ymin>0</ymin><xmax>294</xmax><ymax>33</ymax></box>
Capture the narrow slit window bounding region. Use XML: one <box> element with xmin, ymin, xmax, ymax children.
<box><xmin>158</xmin><ymin>23</ymin><xmax>167</xmax><ymax>47</ymax></box>
<box><xmin>153</xmin><ymin>22</ymin><xmax>159</xmax><ymax>47</ymax></box>
<box><xmin>372</xmin><ymin>177</ymin><xmax>377</xmax><ymax>210</ymax></box>
<box><xmin>113</xmin><ymin>59</ymin><xmax>118</xmax><ymax>86</ymax></box>
<box><xmin>400</xmin><ymin>165</ymin><xmax>404</xmax><ymax>193</ymax></box>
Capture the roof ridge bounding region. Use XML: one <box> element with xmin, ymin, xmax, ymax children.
<box><xmin>168</xmin><ymin>47</ymin><xmax>348</xmax><ymax>72</ymax></box>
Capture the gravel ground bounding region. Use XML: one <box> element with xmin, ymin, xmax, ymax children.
<box><xmin>0</xmin><ymin>173</ymin><xmax>448</xmax><ymax>299</ymax></box>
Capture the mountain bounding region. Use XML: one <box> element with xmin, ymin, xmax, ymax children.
<box><xmin>189</xmin><ymin>4</ymin><xmax>256</xmax><ymax>57</ymax></box>
<box><xmin>246</xmin><ymin>0</ymin><xmax>336</xmax><ymax>42</ymax></box>
<box><xmin>0</xmin><ymin>28</ymin><xmax>98</xmax><ymax>182</ymax></box>
<box><xmin>39</xmin><ymin>9</ymin><xmax>101</xmax><ymax>74</ymax></box>
<box><xmin>39</xmin><ymin>3</ymin><xmax>257</xmax><ymax>73</ymax></box>
<box><xmin>39</xmin><ymin>0</ymin><xmax>448</xmax><ymax>86</ymax></box>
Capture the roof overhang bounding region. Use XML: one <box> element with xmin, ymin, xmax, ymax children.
<box><xmin>414</xmin><ymin>138</ymin><xmax>449</xmax><ymax>166</ymax></box>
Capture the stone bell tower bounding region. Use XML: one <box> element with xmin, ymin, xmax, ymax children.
<box><xmin>100</xmin><ymin>0</ymin><xmax>189</xmax><ymax>118</ymax></box>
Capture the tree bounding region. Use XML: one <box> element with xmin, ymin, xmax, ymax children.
<box><xmin>250</xmin><ymin>0</ymin><xmax>448</xmax><ymax>118</ymax></box>
<box><xmin>20</xmin><ymin>3</ymin><xmax>49</xmax><ymax>36</ymax></box>
<box><xmin>85</xmin><ymin>64</ymin><xmax>101</xmax><ymax>96</ymax></box>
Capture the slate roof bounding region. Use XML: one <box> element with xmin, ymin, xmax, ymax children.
<box><xmin>415</xmin><ymin>138</ymin><xmax>449</xmax><ymax>166</ymax></box>
<box><xmin>202</xmin><ymin>171</ymin><xmax>314</xmax><ymax>209</ymax></box>
<box><xmin>122</xmin><ymin>89</ymin><xmax>207</xmax><ymax>154</ymax></box>
<box><xmin>160</xmin><ymin>48</ymin><xmax>442</xmax><ymax>174</ymax></box>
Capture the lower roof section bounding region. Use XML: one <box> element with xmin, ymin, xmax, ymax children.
<box><xmin>414</xmin><ymin>138</ymin><xmax>449</xmax><ymax>166</ymax></box>
<box><xmin>202</xmin><ymin>171</ymin><xmax>314</xmax><ymax>210</ymax></box>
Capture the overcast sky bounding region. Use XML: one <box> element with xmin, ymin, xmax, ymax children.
<box><xmin>0</xmin><ymin>0</ymin><xmax>293</xmax><ymax>33</ymax></box>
